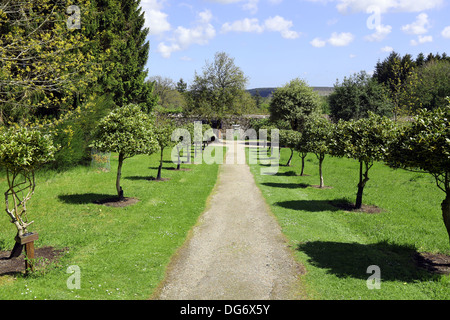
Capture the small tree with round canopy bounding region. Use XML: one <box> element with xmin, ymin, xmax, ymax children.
<box><xmin>331</xmin><ymin>113</ymin><xmax>396</xmax><ymax>209</ymax></box>
<box><xmin>0</xmin><ymin>126</ymin><xmax>57</xmax><ymax>257</ymax></box>
<box><xmin>387</xmin><ymin>103</ymin><xmax>450</xmax><ymax>244</ymax></box>
<box><xmin>91</xmin><ymin>104</ymin><xmax>159</xmax><ymax>199</ymax></box>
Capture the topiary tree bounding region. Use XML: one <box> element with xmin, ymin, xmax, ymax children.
<box><xmin>269</xmin><ymin>78</ymin><xmax>321</xmax><ymax>131</ymax></box>
<box><xmin>154</xmin><ymin>117</ymin><xmax>176</xmax><ymax>180</ymax></box>
<box><xmin>332</xmin><ymin>113</ymin><xmax>396</xmax><ymax>209</ymax></box>
<box><xmin>91</xmin><ymin>104</ymin><xmax>159</xmax><ymax>199</ymax></box>
<box><xmin>387</xmin><ymin>104</ymin><xmax>450</xmax><ymax>243</ymax></box>
<box><xmin>303</xmin><ymin>116</ymin><xmax>334</xmax><ymax>188</ymax></box>
<box><xmin>279</xmin><ymin>129</ymin><xmax>301</xmax><ymax>166</ymax></box>
<box><xmin>0</xmin><ymin>125</ymin><xmax>57</xmax><ymax>257</ymax></box>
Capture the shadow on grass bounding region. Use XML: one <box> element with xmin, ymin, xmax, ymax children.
<box><xmin>58</xmin><ymin>193</ymin><xmax>114</xmax><ymax>204</ymax></box>
<box><xmin>274</xmin><ymin>199</ymin><xmax>349</xmax><ymax>212</ymax></box>
<box><xmin>297</xmin><ymin>241</ymin><xmax>431</xmax><ymax>282</ymax></box>
<box><xmin>262</xmin><ymin>182</ymin><xmax>309</xmax><ymax>189</ymax></box>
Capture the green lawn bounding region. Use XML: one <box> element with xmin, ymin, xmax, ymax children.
<box><xmin>248</xmin><ymin>147</ymin><xmax>450</xmax><ymax>300</ymax></box>
<box><xmin>0</xmin><ymin>148</ymin><xmax>221</xmax><ymax>299</ymax></box>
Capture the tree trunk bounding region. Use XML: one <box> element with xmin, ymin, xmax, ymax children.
<box><xmin>176</xmin><ymin>146</ymin><xmax>181</xmax><ymax>170</ymax></box>
<box><xmin>157</xmin><ymin>148</ymin><xmax>164</xmax><ymax>180</ymax></box>
<box><xmin>355</xmin><ymin>161</ymin><xmax>370</xmax><ymax>209</ymax></box>
<box><xmin>286</xmin><ymin>148</ymin><xmax>294</xmax><ymax>166</ymax></box>
<box><xmin>9</xmin><ymin>239</ymin><xmax>23</xmax><ymax>259</ymax></box>
<box><xmin>116</xmin><ymin>153</ymin><xmax>124</xmax><ymax>200</ymax></box>
<box><xmin>319</xmin><ymin>155</ymin><xmax>324</xmax><ymax>188</ymax></box>
<box><xmin>442</xmin><ymin>194</ymin><xmax>450</xmax><ymax>244</ymax></box>
<box><xmin>300</xmin><ymin>153</ymin><xmax>307</xmax><ymax>176</ymax></box>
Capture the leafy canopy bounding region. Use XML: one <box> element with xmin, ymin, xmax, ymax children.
<box><xmin>91</xmin><ymin>104</ymin><xmax>159</xmax><ymax>159</ymax></box>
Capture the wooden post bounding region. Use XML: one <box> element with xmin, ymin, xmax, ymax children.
<box><xmin>15</xmin><ymin>232</ymin><xmax>39</xmax><ymax>273</ymax></box>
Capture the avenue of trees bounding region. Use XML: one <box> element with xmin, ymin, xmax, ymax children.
<box><xmin>1</xmin><ymin>0</ymin><xmax>449</xmax><ymax>264</ymax></box>
<box><xmin>261</xmin><ymin>73</ymin><xmax>449</xmax><ymax>245</ymax></box>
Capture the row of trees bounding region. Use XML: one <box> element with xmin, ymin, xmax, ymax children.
<box><xmin>266</xmin><ymin>78</ymin><xmax>450</xmax><ymax>245</ymax></box>
<box><xmin>329</xmin><ymin>52</ymin><xmax>450</xmax><ymax>122</ymax></box>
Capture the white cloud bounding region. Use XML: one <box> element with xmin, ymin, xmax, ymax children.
<box><xmin>141</xmin><ymin>0</ymin><xmax>171</xmax><ymax>35</ymax></box>
<box><xmin>310</xmin><ymin>32</ymin><xmax>354</xmax><ymax>47</ymax></box>
<box><xmin>221</xmin><ymin>18</ymin><xmax>265</xmax><ymax>33</ymax></box>
<box><xmin>401</xmin><ymin>13</ymin><xmax>431</xmax><ymax>35</ymax></box>
<box><xmin>321</xmin><ymin>0</ymin><xmax>445</xmax><ymax>14</ymax></box>
<box><xmin>410</xmin><ymin>35</ymin><xmax>433</xmax><ymax>46</ymax></box>
<box><xmin>310</xmin><ymin>37</ymin><xmax>327</xmax><ymax>47</ymax></box>
<box><xmin>328</xmin><ymin>32</ymin><xmax>354</xmax><ymax>46</ymax></box>
<box><xmin>349</xmin><ymin>54</ymin><xmax>357</xmax><ymax>58</ymax></box>
<box><xmin>381</xmin><ymin>46</ymin><xmax>394</xmax><ymax>52</ymax></box>
<box><xmin>264</xmin><ymin>15</ymin><xmax>300</xmax><ymax>39</ymax></box>
<box><xmin>156</xmin><ymin>10</ymin><xmax>216</xmax><ymax>58</ymax></box>
<box><xmin>364</xmin><ymin>24</ymin><xmax>392</xmax><ymax>41</ymax></box>
<box><xmin>441</xmin><ymin>26</ymin><xmax>450</xmax><ymax>39</ymax></box>
<box><xmin>222</xmin><ymin>15</ymin><xmax>300</xmax><ymax>39</ymax></box>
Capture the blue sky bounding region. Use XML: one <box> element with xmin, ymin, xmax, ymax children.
<box><xmin>141</xmin><ymin>0</ymin><xmax>450</xmax><ymax>89</ymax></box>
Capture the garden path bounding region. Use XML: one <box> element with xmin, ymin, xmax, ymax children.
<box><xmin>152</xmin><ymin>140</ymin><xmax>306</xmax><ymax>300</ymax></box>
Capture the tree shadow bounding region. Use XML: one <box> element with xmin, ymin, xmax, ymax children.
<box><xmin>275</xmin><ymin>170</ymin><xmax>298</xmax><ymax>176</ymax></box>
<box><xmin>262</xmin><ymin>182</ymin><xmax>309</xmax><ymax>189</ymax></box>
<box><xmin>297</xmin><ymin>241</ymin><xmax>432</xmax><ymax>282</ymax></box>
<box><xmin>274</xmin><ymin>199</ymin><xmax>343</xmax><ymax>212</ymax></box>
<box><xmin>58</xmin><ymin>193</ymin><xmax>114</xmax><ymax>205</ymax></box>
<box><xmin>126</xmin><ymin>175</ymin><xmax>156</xmax><ymax>181</ymax></box>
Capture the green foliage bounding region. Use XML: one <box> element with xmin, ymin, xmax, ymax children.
<box><xmin>303</xmin><ymin>117</ymin><xmax>334</xmax><ymax>157</ymax></box>
<box><xmin>269</xmin><ymin>78</ymin><xmax>321</xmax><ymax>131</ymax></box>
<box><xmin>188</xmin><ymin>52</ymin><xmax>250</xmax><ymax>120</ymax></box>
<box><xmin>85</xmin><ymin>0</ymin><xmax>156</xmax><ymax>109</ymax></box>
<box><xmin>331</xmin><ymin>113</ymin><xmax>396</xmax><ymax>207</ymax></box>
<box><xmin>0</xmin><ymin>126</ymin><xmax>57</xmax><ymax>172</ymax></box>
<box><xmin>387</xmin><ymin>104</ymin><xmax>450</xmax><ymax>189</ymax></box>
<box><xmin>279</xmin><ymin>130</ymin><xmax>301</xmax><ymax>149</ymax></box>
<box><xmin>332</xmin><ymin>113</ymin><xmax>396</xmax><ymax>163</ymax></box>
<box><xmin>91</xmin><ymin>104</ymin><xmax>159</xmax><ymax>159</ymax></box>
<box><xmin>0</xmin><ymin>125</ymin><xmax>57</xmax><ymax>236</ymax></box>
<box><xmin>0</xmin><ymin>0</ymin><xmax>99</xmax><ymax>123</ymax></box>
<box><xmin>408</xmin><ymin>60</ymin><xmax>450</xmax><ymax>112</ymax></box>
<box><xmin>328</xmin><ymin>71</ymin><xmax>393</xmax><ymax>121</ymax></box>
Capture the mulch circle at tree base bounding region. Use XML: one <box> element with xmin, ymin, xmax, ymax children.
<box><xmin>0</xmin><ymin>247</ymin><xmax>66</xmax><ymax>275</ymax></box>
<box><xmin>93</xmin><ymin>197</ymin><xmax>139</xmax><ymax>208</ymax></box>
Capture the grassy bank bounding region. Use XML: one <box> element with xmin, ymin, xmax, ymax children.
<box><xmin>0</xmin><ymin>148</ymin><xmax>221</xmax><ymax>299</ymax></box>
<box><xmin>248</xmin><ymin>147</ymin><xmax>450</xmax><ymax>300</ymax></box>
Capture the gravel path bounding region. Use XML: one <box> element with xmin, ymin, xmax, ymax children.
<box><xmin>152</xmin><ymin>141</ymin><xmax>306</xmax><ymax>300</ymax></box>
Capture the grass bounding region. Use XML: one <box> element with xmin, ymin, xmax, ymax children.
<box><xmin>0</xmin><ymin>147</ymin><xmax>222</xmax><ymax>300</ymax></box>
<box><xmin>248</xmin><ymin>147</ymin><xmax>450</xmax><ymax>300</ymax></box>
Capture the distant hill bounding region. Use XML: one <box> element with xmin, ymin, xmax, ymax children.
<box><xmin>248</xmin><ymin>87</ymin><xmax>334</xmax><ymax>98</ymax></box>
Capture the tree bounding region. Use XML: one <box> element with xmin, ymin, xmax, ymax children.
<box><xmin>154</xmin><ymin>116</ymin><xmax>176</xmax><ymax>180</ymax></box>
<box><xmin>372</xmin><ymin>52</ymin><xmax>419</xmax><ymax>120</ymax></box>
<box><xmin>387</xmin><ymin>103</ymin><xmax>450</xmax><ymax>243</ymax></box>
<box><xmin>176</xmin><ymin>78</ymin><xmax>187</xmax><ymax>93</ymax></box>
<box><xmin>269</xmin><ymin>78</ymin><xmax>321</xmax><ymax>131</ymax></box>
<box><xmin>0</xmin><ymin>125</ymin><xmax>57</xmax><ymax>257</ymax></box>
<box><xmin>303</xmin><ymin>116</ymin><xmax>334</xmax><ymax>188</ymax></box>
<box><xmin>328</xmin><ymin>71</ymin><xmax>393</xmax><ymax>121</ymax></box>
<box><xmin>91</xmin><ymin>104</ymin><xmax>159</xmax><ymax>199</ymax></box>
<box><xmin>408</xmin><ymin>60</ymin><xmax>450</xmax><ymax>112</ymax></box>
<box><xmin>0</xmin><ymin>0</ymin><xmax>99</xmax><ymax>123</ymax></box>
<box><xmin>332</xmin><ymin>113</ymin><xmax>396</xmax><ymax>209</ymax></box>
<box><xmin>84</xmin><ymin>0</ymin><xmax>157</xmax><ymax>110</ymax></box>
<box><xmin>188</xmin><ymin>52</ymin><xmax>249</xmax><ymax>120</ymax></box>
<box><xmin>279</xmin><ymin>130</ymin><xmax>301</xmax><ymax>166</ymax></box>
